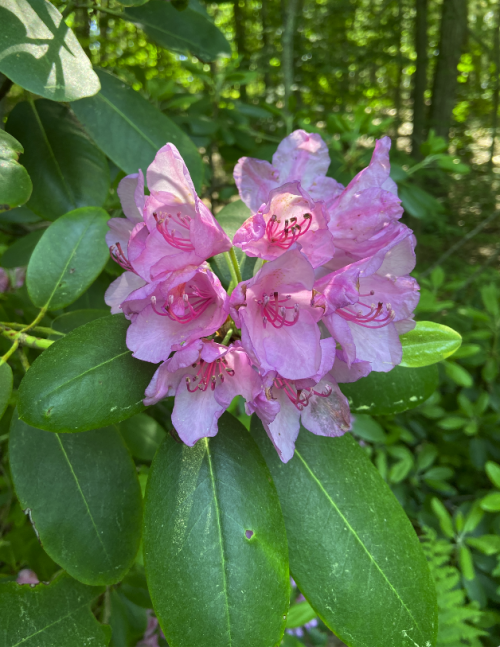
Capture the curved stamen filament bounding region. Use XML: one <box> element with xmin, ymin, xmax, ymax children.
<box><xmin>154</xmin><ymin>211</ymin><xmax>195</xmax><ymax>252</ymax></box>
<box><xmin>266</xmin><ymin>212</ymin><xmax>312</xmax><ymax>249</ymax></box>
<box><xmin>110</xmin><ymin>242</ymin><xmax>134</xmax><ymax>272</ymax></box>
<box><xmin>151</xmin><ymin>284</ymin><xmax>213</xmax><ymax>323</ymax></box>
<box><xmin>274</xmin><ymin>376</ymin><xmax>332</xmax><ymax>411</ymax></box>
<box><xmin>185</xmin><ymin>358</ymin><xmax>235</xmax><ymax>392</ymax></box>
<box><xmin>337</xmin><ymin>301</ymin><xmax>395</xmax><ymax>328</ymax></box>
<box><xmin>257</xmin><ymin>291</ymin><xmax>300</xmax><ymax>329</ymax></box>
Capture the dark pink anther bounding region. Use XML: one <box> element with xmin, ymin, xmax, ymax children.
<box><xmin>274</xmin><ymin>376</ymin><xmax>332</xmax><ymax>411</ymax></box>
<box><xmin>336</xmin><ymin>300</ymin><xmax>395</xmax><ymax>329</ymax></box>
<box><xmin>151</xmin><ymin>283</ymin><xmax>214</xmax><ymax>323</ymax></box>
<box><xmin>185</xmin><ymin>357</ymin><xmax>235</xmax><ymax>393</ymax></box>
<box><xmin>265</xmin><ymin>212</ymin><xmax>313</xmax><ymax>249</ymax></box>
<box><xmin>154</xmin><ymin>211</ymin><xmax>195</xmax><ymax>252</ymax></box>
<box><xmin>257</xmin><ymin>291</ymin><xmax>300</xmax><ymax>329</ymax></box>
<box><xmin>110</xmin><ymin>242</ymin><xmax>135</xmax><ymax>272</ymax></box>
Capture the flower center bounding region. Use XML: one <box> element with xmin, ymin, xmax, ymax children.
<box><xmin>337</xmin><ymin>297</ymin><xmax>395</xmax><ymax>328</ymax></box>
<box><xmin>153</xmin><ymin>211</ymin><xmax>195</xmax><ymax>252</ymax></box>
<box><xmin>265</xmin><ymin>213</ymin><xmax>312</xmax><ymax>249</ymax></box>
<box><xmin>110</xmin><ymin>242</ymin><xmax>135</xmax><ymax>272</ymax></box>
<box><xmin>185</xmin><ymin>358</ymin><xmax>235</xmax><ymax>392</ymax></box>
<box><xmin>256</xmin><ymin>291</ymin><xmax>300</xmax><ymax>329</ymax></box>
<box><xmin>274</xmin><ymin>376</ymin><xmax>332</xmax><ymax>411</ymax></box>
<box><xmin>151</xmin><ymin>283</ymin><xmax>213</xmax><ymax>323</ymax></box>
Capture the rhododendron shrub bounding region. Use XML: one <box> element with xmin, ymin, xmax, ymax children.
<box><xmin>3</xmin><ymin>123</ymin><xmax>462</xmax><ymax>647</ymax></box>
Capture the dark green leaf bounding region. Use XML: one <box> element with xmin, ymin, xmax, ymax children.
<box><xmin>0</xmin><ymin>205</ymin><xmax>41</xmax><ymax>224</ymax></box>
<box><xmin>118</xmin><ymin>413</ymin><xmax>166</xmax><ymax>461</ymax></box>
<box><xmin>71</xmin><ymin>69</ymin><xmax>203</xmax><ymax>191</ymax></box>
<box><xmin>123</xmin><ymin>0</ymin><xmax>231</xmax><ymax>62</ymax></box>
<box><xmin>0</xmin><ymin>572</ymin><xmax>110</xmax><ymax>646</ymax></box>
<box><xmin>0</xmin><ymin>362</ymin><xmax>13</xmax><ymax>420</ymax></box>
<box><xmin>400</xmin><ymin>321</ymin><xmax>462</xmax><ymax>367</ymax></box>
<box><xmin>399</xmin><ymin>183</ymin><xmax>444</xmax><ymax>219</ymax></box>
<box><xmin>143</xmin><ymin>413</ymin><xmax>289</xmax><ymax>647</ymax></box>
<box><xmin>339</xmin><ymin>365</ymin><xmax>439</xmax><ymax>415</ymax></box>
<box><xmin>0</xmin><ymin>0</ymin><xmax>100</xmax><ymax>101</ymax></box>
<box><xmin>52</xmin><ymin>309</ymin><xmax>110</xmax><ymax>335</ymax></box>
<box><xmin>351</xmin><ymin>413</ymin><xmax>386</xmax><ymax>442</ymax></box>
<box><xmin>17</xmin><ymin>314</ymin><xmax>157</xmax><ymax>433</ymax></box>
<box><xmin>9</xmin><ymin>411</ymin><xmax>143</xmax><ymax>585</ymax></box>
<box><xmin>286</xmin><ymin>601</ymin><xmax>317</xmax><ymax>629</ymax></box>
<box><xmin>215</xmin><ymin>199</ymin><xmax>251</xmax><ymax>241</ymax></box>
<box><xmin>0</xmin><ymin>130</ymin><xmax>32</xmax><ymax>211</ymax></box>
<box><xmin>26</xmin><ymin>207</ymin><xmax>109</xmax><ymax>310</ymax></box>
<box><xmin>109</xmin><ymin>589</ymin><xmax>148</xmax><ymax>647</ymax></box>
<box><xmin>0</xmin><ymin>229</ymin><xmax>45</xmax><ymax>269</ymax></box>
<box><xmin>6</xmin><ymin>100</ymin><xmax>109</xmax><ymax>220</ymax></box>
<box><xmin>251</xmin><ymin>418</ymin><xmax>437</xmax><ymax>647</ymax></box>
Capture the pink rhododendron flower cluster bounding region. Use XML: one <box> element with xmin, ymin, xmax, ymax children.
<box><xmin>106</xmin><ymin>132</ymin><xmax>419</xmax><ymax>463</ymax></box>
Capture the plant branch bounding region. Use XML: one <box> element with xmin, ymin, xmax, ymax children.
<box><xmin>0</xmin><ymin>322</ymin><xmax>63</xmax><ymax>337</ymax></box>
<box><xmin>0</xmin><ymin>325</ymin><xmax>54</xmax><ymax>352</ymax></box>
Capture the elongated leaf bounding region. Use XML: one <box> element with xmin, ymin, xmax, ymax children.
<box><xmin>118</xmin><ymin>413</ymin><xmax>166</xmax><ymax>461</ymax></box>
<box><xmin>0</xmin><ymin>205</ymin><xmax>41</xmax><ymax>225</ymax></box>
<box><xmin>0</xmin><ymin>130</ymin><xmax>32</xmax><ymax>211</ymax></box>
<box><xmin>9</xmin><ymin>412</ymin><xmax>142</xmax><ymax>586</ymax></box>
<box><xmin>6</xmin><ymin>100</ymin><xmax>109</xmax><ymax>220</ymax></box>
<box><xmin>215</xmin><ymin>199</ymin><xmax>251</xmax><ymax>241</ymax></box>
<box><xmin>0</xmin><ymin>229</ymin><xmax>45</xmax><ymax>269</ymax></box>
<box><xmin>0</xmin><ymin>572</ymin><xmax>110</xmax><ymax>646</ymax></box>
<box><xmin>0</xmin><ymin>0</ymin><xmax>100</xmax><ymax>101</ymax></box>
<box><xmin>340</xmin><ymin>364</ymin><xmax>439</xmax><ymax>415</ymax></box>
<box><xmin>286</xmin><ymin>601</ymin><xmax>317</xmax><ymax>629</ymax></box>
<box><xmin>251</xmin><ymin>418</ymin><xmax>438</xmax><ymax>647</ymax></box>
<box><xmin>17</xmin><ymin>315</ymin><xmax>157</xmax><ymax>433</ymax></box>
<box><xmin>143</xmin><ymin>413</ymin><xmax>289</xmax><ymax>647</ymax></box>
<box><xmin>52</xmin><ymin>309</ymin><xmax>109</xmax><ymax>335</ymax></box>
<box><xmin>123</xmin><ymin>0</ymin><xmax>231</xmax><ymax>62</ymax></box>
<box><xmin>400</xmin><ymin>321</ymin><xmax>462</xmax><ymax>367</ymax></box>
<box><xmin>27</xmin><ymin>207</ymin><xmax>109</xmax><ymax>310</ymax></box>
<box><xmin>71</xmin><ymin>69</ymin><xmax>202</xmax><ymax>191</ymax></box>
<box><xmin>0</xmin><ymin>362</ymin><xmax>13</xmax><ymax>420</ymax></box>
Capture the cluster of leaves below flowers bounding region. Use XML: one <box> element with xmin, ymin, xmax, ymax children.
<box><xmin>107</xmin><ymin>129</ymin><xmax>420</xmax><ymax>462</ymax></box>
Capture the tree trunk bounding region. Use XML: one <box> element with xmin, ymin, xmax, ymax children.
<box><xmin>261</xmin><ymin>0</ymin><xmax>272</xmax><ymax>92</ymax></box>
<box><xmin>233</xmin><ymin>0</ymin><xmax>248</xmax><ymax>101</ymax></box>
<box><xmin>488</xmin><ymin>1</ymin><xmax>500</xmax><ymax>170</ymax></box>
<box><xmin>393</xmin><ymin>0</ymin><xmax>404</xmax><ymax>140</ymax></box>
<box><xmin>281</xmin><ymin>0</ymin><xmax>301</xmax><ymax>134</ymax></box>
<box><xmin>429</xmin><ymin>0</ymin><xmax>468</xmax><ymax>141</ymax></box>
<box><xmin>411</xmin><ymin>0</ymin><xmax>428</xmax><ymax>157</ymax></box>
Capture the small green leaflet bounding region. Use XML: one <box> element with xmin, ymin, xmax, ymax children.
<box><xmin>400</xmin><ymin>321</ymin><xmax>462</xmax><ymax>367</ymax></box>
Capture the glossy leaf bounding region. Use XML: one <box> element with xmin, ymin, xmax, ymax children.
<box><xmin>9</xmin><ymin>412</ymin><xmax>143</xmax><ymax>585</ymax></box>
<box><xmin>0</xmin><ymin>362</ymin><xmax>13</xmax><ymax>420</ymax></box>
<box><xmin>0</xmin><ymin>572</ymin><xmax>110</xmax><ymax>646</ymax></box>
<box><xmin>480</xmin><ymin>492</ymin><xmax>500</xmax><ymax>512</ymax></box>
<box><xmin>108</xmin><ymin>589</ymin><xmax>148</xmax><ymax>647</ymax></box>
<box><xmin>71</xmin><ymin>69</ymin><xmax>203</xmax><ymax>191</ymax></box>
<box><xmin>17</xmin><ymin>315</ymin><xmax>157</xmax><ymax>433</ymax></box>
<box><xmin>26</xmin><ymin>207</ymin><xmax>109</xmax><ymax>310</ymax></box>
<box><xmin>0</xmin><ymin>229</ymin><xmax>45</xmax><ymax>269</ymax></box>
<box><xmin>286</xmin><ymin>601</ymin><xmax>317</xmax><ymax>629</ymax></box>
<box><xmin>339</xmin><ymin>364</ymin><xmax>439</xmax><ymax>415</ymax></box>
<box><xmin>400</xmin><ymin>321</ymin><xmax>462</xmax><ymax>367</ymax></box>
<box><xmin>118</xmin><ymin>413</ymin><xmax>166</xmax><ymax>461</ymax></box>
<box><xmin>6</xmin><ymin>100</ymin><xmax>109</xmax><ymax>220</ymax></box>
<box><xmin>123</xmin><ymin>0</ymin><xmax>231</xmax><ymax>62</ymax></box>
<box><xmin>485</xmin><ymin>461</ymin><xmax>500</xmax><ymax>489</ymax></box>
<box><xmin>143</xmin><ymin>413</ymin><xmax>289</xmax><ymax>647</ymax></box>
<box><xmin>250</xmin><ymin>418</ymin><xmax>437</xmax><ymax>647</ymax></box>
<box><xmin>0</xmin><ymin>0</ymin><xmax>100</xmax><ymax>101</ymax></box>
<box><xmin>52</xmin><ymin>309</ymin><xmax>109</xmax><ymax>335</ymax></box>
<box><xmin>215</xmin><ymin>199</ymin><xmax>251</xmax><ymax>241</ymax></box>
<box><xmin>0</xmin><ymin>204</ymin><xmax>41</xmax><ymax>225</ymax></box>
<box><xmin>0</xmin><ymin>130</ymin><xmax>32</xmax><ymax>211</ymax></box>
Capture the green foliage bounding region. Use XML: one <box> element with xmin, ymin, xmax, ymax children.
<box><xmin>0</xmin><ymin>130</ymin><xmax>32</xmax><ymax>211</ymax></box>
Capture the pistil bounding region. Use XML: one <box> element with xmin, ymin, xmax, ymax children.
<box><xmin>257</xmin><ymin>291</ymin><xmax>300</xmax><ymax>328</ymax></box>
<box><xmin>185</xmin><ymin>357</ymin><xmax>235</xmax><ymax>392</ymax></box>
<box><xmin>110</xmin><ymin>242</ymin><xmax>135</xmax><ymax>272</ymax></box>
<box><xmin>265</xmin><ymin>212</ymin><xmax>312</xmax><ymax>249</ymax></box>
<box><xmin>337</xmin><ymin>300</ymin><xmax>395</xmax><ymax>329</ymax></box>
<box><xmin>273</xmin><ymin>376</ymin><xmax>332</xmax><ymax>411</ymax></box>
<box><xmin>151</xmin><ymin>283</ymin><xmax>213</xmax><ymax>323</ymax></box>
<box><xmin>153</xmin><ymin>211</ymin><xmax>195</xmax><ymax>252</ymax></box>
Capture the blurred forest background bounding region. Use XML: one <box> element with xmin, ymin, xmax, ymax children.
<box><xmin>2</xmin><ymin>0</ymin><xmax>500</xmax><ymax>646</ymax></box>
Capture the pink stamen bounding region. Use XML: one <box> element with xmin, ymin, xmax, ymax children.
<box><xmin>274</xmin><ymin>376</ymin><xmax>332</xmax><ymax>411</ymax></box>
<box><xmin>151</xmin><ymin>283</ymin><xmax>213</xmax><ymax>323</ymax></box>
<box><xmin>154</xmin><ymin>211</ymin><xmax>195</xmax><ymax>252</ymax></box>
<box><xmin>185</xmin><ymin>357</ymin><xmax>235</xmax><ymax>393</ymax></box>
<box><xmin>257</xmin><ymin>291</ymin><xmax>300</xmax><ymax>329</ymax></box>
<box><xmin>265</xmin><ymin>212</ymin><xmax>312</xmax><ymax>249</ymax></box>
<box><xmin>110</xmin><ymin>242</ymin><xmax>135</xmax><ymax>272</ymax></box>
<box><xmin>337</xmin><ymin>300</ymin><xmax>395</xmax><ymax>328</ymax></box>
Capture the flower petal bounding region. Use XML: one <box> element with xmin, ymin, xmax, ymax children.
<box><xmin>272</xmin><ymin>130</ymin><xmax>331</xmax><ymax>188</ymax></box>
<box><xmin>234</xmin><ymin>156</ymin><xmax>278</xmax><ymax>213</ymax></box>
<box><xmin>147</xmin><ymin>143</ymin><xmax>196</xmax><ymax>204</ymax></box>
<box><xmin>105</xmin><ymin>271</ymin><xmax>146</xmax><ymax>314</ymax></box>
<box><xmin>117</xmin><ymin>172</ymin><xmax>144</xmax><ymax>224</ymax></box>
<box><xmin>300</xmin><ymin>379</ymin><xmax>351</xmax><ymax>437</ymax></box>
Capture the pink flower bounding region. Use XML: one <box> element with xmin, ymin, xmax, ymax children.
<box><xmin>248</xmin><ymin>339</ymin><xmax>351</xmax><ymax>462</ymax></box>
<box><xmin>233</xmin><ymin>182</ymin><xmax>335</xmax><ymax>268</ymax></box>
<box><xmin>234</xmin><ymin>129</ymin><xmax>344</xmax><ymax>214</ymax></box>
<box><xmin>123</xmin><ymin>144</ymin><xmax>231</xmax><ymax>281</ymax></box>
<box><xmin>123</xmin><ymin>266</ymin><xmax>229</xmax><ymax>364</ymax></box>
<box><xmin>326</xmin><ymin>138</ymin><xmax>403</xmax><ymax>252</ymax></box>
<box><xmin>0</xmin><ymin>267</ymin><xmax>26</xmax><ymax>292</ymax></box>
<box><xmin>144</xmin><ymin>339</ymin><xmax>275</xmax><ymax>446</ymax></box>
<box><xmin>16</xmin><ymin>569</ymin><xmax>39</xmax><ymax>585</ymax></box>
<box><xmin>229</xmin><ymin>249</ymin><xmax>324</xmax><ymax>380</ymax></box>
<box><xmin>314</xmin><ymin>228</ymin><xmax>420</xmax><ymax>372</ymax></box>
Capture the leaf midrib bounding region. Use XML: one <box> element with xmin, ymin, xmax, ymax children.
<box><xmin>295</xmin><ymin>449</ymin><xmax>423</xmax><ymax>638</ymax></box>
<box><xmin>97</xmin><ymin>92</ymin><xmax>157</xmax><ymax>151</ymax></box>
<box><xmin>11</xmin><ymin>600</ymin><xmax>90</xmax><ymax>647</ymax></box>
<box><xmin>55</xmin><ymin>435</ymin><xmax>113</xmax><ymax>567</ymax></box>
<box><xmin>204</xmin><ymin>439</ymin><xmax>232</xmax><ymax>646</ymax></box>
